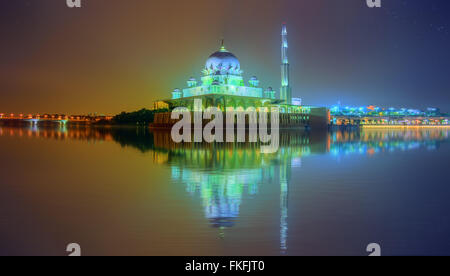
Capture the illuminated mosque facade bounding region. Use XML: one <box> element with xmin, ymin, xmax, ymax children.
<box><xmin>167</xmin><ymin>40</ymin><xmax>284</xmax><ymax>111</ymax></box>
<box><xmin>153</xmin><ymin>24</ymin><xmax>329</xmax><ymax>128</ymax></box>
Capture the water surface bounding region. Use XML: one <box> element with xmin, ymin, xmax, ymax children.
<box><xmin>0</xmin><ymin>125</ymin><xmax>449</xmax><ymax>256</ymax></box>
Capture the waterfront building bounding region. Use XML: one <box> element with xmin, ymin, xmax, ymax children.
<box><xmin>165</xmin><ymin>41</ymin><xmax>284</xmax><ymax>112</ymax></box>
<box><xmin>152</xmin><ymin>24</ymin><xmax>329</xmax><ymax>129</ymax></box>
<box><xmin>330</xmin><ymin>105</ymin><xmax>447</xmax><ymax>118</ymax></box>
<box><xmin>329</xmin><ymin>104</ymin><xmax>449</xmax><ymax>126</ymax></box>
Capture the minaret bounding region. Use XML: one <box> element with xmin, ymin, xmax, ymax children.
<box><xmin>280</xmin><ymin>23</ymin><xmax>292</xmax><ymax>105</ymax></box>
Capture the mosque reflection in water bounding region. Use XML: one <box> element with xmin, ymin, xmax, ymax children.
<box><xmin>1</xmin><ymin>125</ymin><xmax>449</xmax><ymax>252</ymax></box>
<box><xmin>152</xmin><ymin>131</ymin><xmax>315</xmax><ymax>251</ymax></box>
<box><xmin>150</xmin><ymin>128</ymin><xmax>448</xmax><ymax>252</ymax></box>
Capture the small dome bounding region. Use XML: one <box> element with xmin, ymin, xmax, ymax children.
<box><xmin>187</xmin><ymin>77</ymin><xmax>197</xmax><ymax>88</ymax></box>
<box><xmin>249</xmin><ymin>76</ymin><xmax>260</xmax><ymax>87</ymax></box>
<box><xmin>266</xmin><ymin>87</ymin><xmax>273</xmax><ymax>91</ymax></box>
<box><xmin>172</xmin><ymin>88</ymin><xmax>182</xmax><ymax>99</ymax></box>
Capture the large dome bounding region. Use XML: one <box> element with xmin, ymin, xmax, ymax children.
<box><xmin>205</xmin><ymin>46</ymin><xmax>240</xmax><ymax>71</ymax></box>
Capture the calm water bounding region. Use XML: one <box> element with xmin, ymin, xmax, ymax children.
<box><xmin>0</xmin><ymin>125</ymin><xmax>450</xmax><ymax>256</ymax></box>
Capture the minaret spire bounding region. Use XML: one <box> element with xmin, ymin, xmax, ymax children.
<box><xmin>220</xmin><ymin>38</ymin><xmax>227</xmax><ymax>52</ymax></box>
<box><xmin>280</xmin><ymin>23</ymin><xmax>292</xmax><ymax>105</ymax></box>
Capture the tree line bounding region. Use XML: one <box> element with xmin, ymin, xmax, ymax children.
<box><xmin>112</xmin><ymin>108</ymin><xmax>169</xmax><ymax>125</ymax></box>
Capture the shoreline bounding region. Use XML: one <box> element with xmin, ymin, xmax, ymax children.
<box><xmin>361</xmin><ymin>125</ymin><xmax>450</xmax><ymax>128</ymax></box>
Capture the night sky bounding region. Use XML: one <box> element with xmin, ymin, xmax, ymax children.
<box><xmin>1</xmin><ymin>0</ymin><xmax>449</xmax><ymax>115</ymax></box>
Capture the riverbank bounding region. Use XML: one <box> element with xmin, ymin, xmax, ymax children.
<box><xmin>361</xmin><ymin>125</ymin><xmax>450</xmax><ymax>128</ymax></box>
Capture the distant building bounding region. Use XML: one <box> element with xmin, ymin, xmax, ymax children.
<box><xmin>330</xmin><ymin>104</ymin><xmax>446</xmax><ymax>118</ymax></box>
<box><xmin>292</xmin><ymin>98</ymin><xmax>302</xmax><ymax>106</ymax></box>
<box><xmin>153</xmin><ymin>101</ymin><xmax>169</xmax><ymax>111</ymax></box>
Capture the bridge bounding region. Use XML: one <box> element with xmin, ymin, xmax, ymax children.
<box><xmin>0</xmin><ymin>113</ymin><xmax>112</xmax><ymax>125</ymax></box>
<box><xmin>331</xmin><ymin>115</ymin><xmax>449</xmax><ymax>127</ymax></box>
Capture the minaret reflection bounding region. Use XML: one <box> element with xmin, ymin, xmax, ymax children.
<box><xmin>279</xmin><ymin>151</ymin><xmax>291</xmax><ymax>253</ymax></box>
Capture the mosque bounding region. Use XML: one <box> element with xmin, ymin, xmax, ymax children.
<box><xmin>152</xmin><ymin>24</ymin><xmax>329</xmax><ymax>129</ymax></box>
